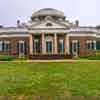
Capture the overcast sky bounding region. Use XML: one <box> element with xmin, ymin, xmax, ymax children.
<box><xmin>0</xmin><ymin>0</ymin><xmax>100</xmax><ymax>26</ymax></box>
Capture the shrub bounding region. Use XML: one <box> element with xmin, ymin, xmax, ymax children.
<box><xmin>0</xmin><ymin>55</ymin><xmax>14</xmax><ymax>61</ymax></box>
<box><xmin>80</xmin><ymin>50</ymin><xmax>100</xmax><ymax>60</ymax></box>
<box><xmin>87</xmin><ymin>53</ymin><xmax>100</xmax><ymax>60</ymax></box>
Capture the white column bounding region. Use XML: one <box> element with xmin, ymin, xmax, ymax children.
<box><xmin>93</xmin><ymin>40</ymin><xmax>96</xmax><ymax>50</ymax></box>
<box><xmin>54</xmin><ymin>33</ymin><xmax>57</xmax><ymax>54</ymax></box>
<box><xmin>29</xmin><ymin>34</ymin><xmax>33</xmax><ymax>55</ymax></box>
<box><xmin>65</xmin><ymin>34</ymin><xmax>70</xmax><ymax>54</ymax></box>
<box><xmin>42</xmin><ymin>33</ymin><xmax>45</xmax><ymax>54</ymax></box>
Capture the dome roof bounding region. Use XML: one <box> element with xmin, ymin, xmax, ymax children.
<box><xmin>31</xmin><ymin>8</ymin><xmax>65</xmax><ymax>18</ymax></box>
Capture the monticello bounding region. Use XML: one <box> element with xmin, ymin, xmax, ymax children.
<box><xmin>0</xmin><ymin>8</ymin><xmax>100</xmax><ymax>58</ymax></box>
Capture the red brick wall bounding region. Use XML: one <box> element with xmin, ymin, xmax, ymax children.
<box><xmin>0</xmin><ymin>35</ymin><xmax>98</xmax><ymax>58</ymax></box>
<box><xmin>69</xmin><ymin>36</ymin><xmax>96</xmax><ymax>56</ymax></box>
<box><xmin>0</xmin><ymin>37</ymin><xmax>29</xmax><ymax>57</ymax></box>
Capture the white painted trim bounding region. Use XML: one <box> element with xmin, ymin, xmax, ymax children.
<box><xmin>72</xmin><ymin>40</ymin><xmax>79</xmax><ymax>56</ymax></box>
<box><xmin>45</xmin><ymin>36</ymin><xmax>53</xmax><ymax>54</ymax></box>
<box><xmin>0</xmin><ymin>41</ymin><xmax>3</xmax><ymax>51</ymax></box>
<box><xmin>0</xmin><ymin>34</ymin><xmax>30</xmax><ymax>38</ymax></box>
<box><xmin>29</xmin><ymin>29</ymin><xmax>70</xmax><ymax>33</ymax></box>
<box><xmin>72</xmin><ymin>40</ymin><xmax>78</xmax><ymax>43</ymax></box>
<box><xmin>96</xmin><ymin>35</ymin><xmax>100</xmax><ymax>38</ymax></box>
<box><xmin>0</xmin><ymin>28</ymin><xmax>27</xmax><ymax>33</ymax></box>
<box><xmin>4</xmin><ymin>41</ymin><xmax>10</xmax><ymax>52</ymax></box>
<box><xmin>34</xmin><ymin>39</ymin><xmax>39</xmax><ymax>42</ymax></box>
<box><xmin>45</xmin><ymin>40</ymin><xmax>53</xmax><ymax>54</ymax></box>
<box><xmin>86</xmin><ymin>40</ymin><xmax>96</xmax><ymax>50</ymax></box>
<box><xmin>93</xmin><ymin>40</ymin><xmax>97</xmax><ymax>50</ymax></box>
<box><xmin>70</xmin><ymin>28</ymin><xmax>97</xmax><ymax>33</ymax></box>
<box><xmin>0</xmin><ymin>33</ymin><xmax>99</xmax><ymax>38</ymax></box>
<box><xmin>34</xmin><ymin>39</ymin><xmax>40</xmax><ymax>54</ymax></box>
<box><xmin>68</xmin><ymin>34</ymin><xmax>96</xmax><ymax>37</ymax></box>
<box><xmin>19</xmin><ymin>40</ymin><xmax>25</xmax><ymax>44</ymax></box>
<box><xmin>4</xmin><ymin>41</ymin><xmax>10</xmax><ymax>44</ymax></box>
<box><xmin>45</xmin><ymin>36</ymin><xmax>53</xmax><ymax>41</ymax></box>
<box><xmin>59</xmin><ymin>39</ymin><xmax>64</xmax><ymax>54</ymax></box>
<box><xmin>0</xmin><ymin>33</ymin><xmax>98</xmax><ymax>37</ymax></box>
<box><xmin>86</xmin><ymin>40</ymin><xmax>92</xmax><ymax>43</ymax></box>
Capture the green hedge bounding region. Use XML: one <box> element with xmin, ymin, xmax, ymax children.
<box><xmin>80</xmin><ymin>51</ymin><xmax>100</xmax><ymax>60</ymax></box>
<box><xmin>0</xmin><ymin>55</ymin><xmax>14</xmax><ymax>61</ymax></box>
<box><xmin>30</xmin><ymin>54</ymin><xmax>73</xmax><ymax>59</ymax></box>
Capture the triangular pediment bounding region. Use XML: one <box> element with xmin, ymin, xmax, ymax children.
<box><xmin>28</xmin><ymin>20</ymin><xmax>68</xmax><ymax>29</ymax></box>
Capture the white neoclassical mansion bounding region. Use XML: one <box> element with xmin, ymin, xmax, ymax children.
<box><xmin>0</xmin><ymin>8</ymin><xmax>100</xmax><ymax>58</ymax></box>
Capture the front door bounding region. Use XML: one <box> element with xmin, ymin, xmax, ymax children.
<box><xmin>46</xmin><ymin>41</ymin><xmax>53</xmax><ymax>54</ymax></box>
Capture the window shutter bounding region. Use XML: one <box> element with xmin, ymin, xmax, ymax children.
<box><xmin>24</xmin><ymin>42</ymin><xmax>27</xmax><ymax>54</ymax></box>
<box><xmin>70</xmin><ymin>42</ymin><xmax>72</xmax><ymax>54</ymax></box>
<box><xmin>78</xmin><ymin>41</ymin><xmax>80</xmax><ymax>55</ymax></box>
<box><xmin>92</xmin><ymin>42</ymin><xmax>95</xmax><ymax>50</ymax></box>
<box><xmin>17</xmin><ymin>42</ymin><xmax>19</xmax><ymax>55</ymax></box>
<box><xmin>2</xmin><ymin>42</ymin><xmax>4</xmax><ymax>52</ymax></box>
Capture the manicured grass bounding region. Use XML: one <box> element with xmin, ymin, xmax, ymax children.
<box><xmin>0</xmin><ymin>62</ymin><xmax>100</xmax><ymax>99</ymax></box>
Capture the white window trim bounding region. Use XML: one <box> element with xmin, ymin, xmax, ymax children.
<box><xmin>86</xmin><ymin>40</ymin><xmax>92</xmax><ymax>50</ymax></box>
<box><xmin>45</xmin><ymin>36</ymin><xmax>53</xmax><ymax>54</ymax></box>
<box><xmin>19</xmin><ymin>40</ymin><xmax>24</xmax><ymax>44</ymax></box>
<box><xmin>34</xmin><ymin>39</ymin><xmax>39</xmax><ymax>42</ymax></box>
<box><xmin>46</xmin><ymin>40</ymin><xmax>53</xmax><ymax>54</ymax></box>
<box><xmin>4</xmin><ymin>41</ymin><xmax>10</xmax><ymax>52</ymax></box>
<box><xmin>93</xmin><ymin>40</ymin><xmax>96</xmax><ymax>50</ymax></box>
<box><xmin>86</xmin><ymin>40</ymin><xmax>96</xmax><ymax>50</ymax></box>
<box><xmin>18</xmin><ymin>40</ymin><xmax>25</xmax><ymax>58</ymax></box>
<box><xmin>72</xmin><ymin>40</ymin><xmax>79</xmax><ymax>56</ymax></box>
<box><xmin>59</xmin><ymin>39</ymin><xmax>64</xmax><ymax>54</ymax></box>
<box><xmin>34</xmin><ymin>39</ymin><xmax>40</xmax><ymax>54</ymax></box>
<box><xmin>72</xmin><ymin>40</ymin><xmax>78</xmax><ymax>43</ymax></box>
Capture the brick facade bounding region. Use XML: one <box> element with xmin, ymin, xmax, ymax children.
<box><xmin>69</xmin><ymin>36</ymin><xmax>96</xmax><ymax>56</ymax></box>
<box><xmin>0</xmin><ymin>37</ymin><xmax>29</xmax><ymax>58</ymax></box>
<box><xmin>0</xmin><ymin>34</ymin><xmax>98</xmax><ymax>58</ymax></box>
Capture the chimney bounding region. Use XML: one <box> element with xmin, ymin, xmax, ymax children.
<box><xmin>75</xmin><ymin>20</ymin><xmax>79</xmax><ymax>27</ymax></box>
<box><xmin>17</xmin><ymin>20</ymin><xmax>20</xmax><ymax>27</ymax></box>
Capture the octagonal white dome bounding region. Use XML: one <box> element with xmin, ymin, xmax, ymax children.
<box><xmin>31</xmin><ymin>8</ymin><xmax>65</xmax><ymax>18</ymax></box>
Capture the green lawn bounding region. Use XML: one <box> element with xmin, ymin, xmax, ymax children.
<box><xmin>0</xmin><ymin>62</ymin><xmax>100</xmax><ymax>99</ymax></box>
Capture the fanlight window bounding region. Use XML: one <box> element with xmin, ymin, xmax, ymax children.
<box><xmin>46</xmin><ymin>23</ymin><xmax>52</xmax><ymax>27</ymax></box>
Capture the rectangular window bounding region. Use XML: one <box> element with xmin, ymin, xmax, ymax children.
<box><xmin>34</xmin><ymin>39</ymin><xmax>40</xmax><ymax>54</ymax></box>
<box><xmin>87</xmin><ymin>40</ymin><xmax>96</xmax><ymax>50</ymax></box>
<box><xmin>72</xmin><ymin>40</ymin><xmax>79</xmax><ymax>56</ymax></box>
<box><xmin>87</xmin><ymin>41</ymin><xmax>91</xmax><ymax>50</ymax></box>
<box><xmin>93</xmin><ymin>40</ymin><xmax>96</xmax><ymax>50</ymax></box>
<box><xmin>4</xmin><ymin>41</ymin><xmax>10</xmax><ymax>52</ymax></box>
<box><xmin>18</xmin><ymin>40</ymin><xmax>25</xmax><ymax>58</ymax></box>
<box><xmin>0</xmin><ymin>41</ymin><xmax>10</xmax><ymax>52</ymax></box>
<box><xmin>58</xmin><ymin>39</ymin><xmax>64</xmax><ymax>54</ymax></box>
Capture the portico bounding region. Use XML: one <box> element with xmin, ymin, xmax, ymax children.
<box><xmin>29</xmin><ymin>33</ymin><xmax>70</xmax><ymax>55</ymax></box>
